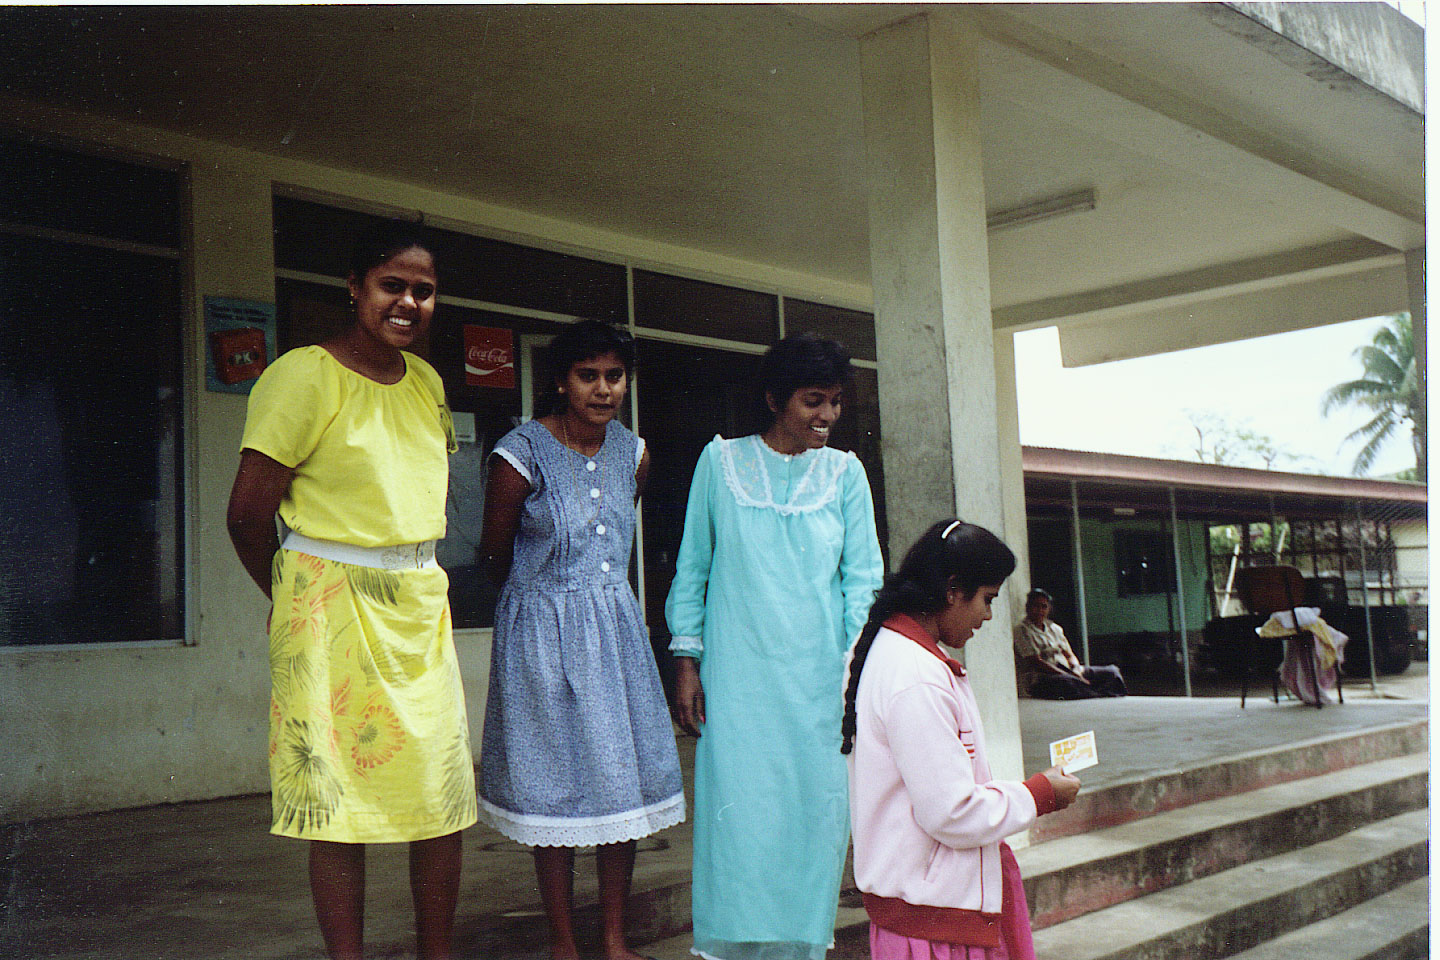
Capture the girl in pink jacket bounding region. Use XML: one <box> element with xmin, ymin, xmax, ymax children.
<box><xmin>842</xmin><ymin>520</ymin><xmax>1081</xmax><ymax>959</ymax></box>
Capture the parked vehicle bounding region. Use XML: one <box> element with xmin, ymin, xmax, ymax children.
<box><xmin>1201</xmin><ymin>574</ymin><xmax>1413</xmax><ymax>679</ymax></box>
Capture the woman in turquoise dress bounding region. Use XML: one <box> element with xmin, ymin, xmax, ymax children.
<box><xmin>666</xmin><ymin>333</ymin><xmax>885</xmax><ymax>960</ymax></box>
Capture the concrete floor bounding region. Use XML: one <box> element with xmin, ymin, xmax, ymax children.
<box><xmin>2</xmin><ymin>665</ymin><xmax>1426</xmax><ymax>960</ymax></box>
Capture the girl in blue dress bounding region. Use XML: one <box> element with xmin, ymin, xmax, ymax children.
<box><xmin>479</xmin><ymin>320</ymin><xmax>685</xmax><ymax>960</ymax></box>
<box><xmin>666</xmin><ymin>333</ymin><xmax>885</xmax><ymax>960</ymax></box>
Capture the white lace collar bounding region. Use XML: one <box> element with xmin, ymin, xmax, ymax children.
<box><xmin>716</xmin><ymin>434</ymin><xmax>851</xmax><ymax>515</ymax></box>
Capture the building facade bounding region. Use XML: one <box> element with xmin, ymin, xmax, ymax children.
<box><xmin>0</xmin><ymin>4</ymin><xmax>1423</xmax><ymax>821</ymax></box>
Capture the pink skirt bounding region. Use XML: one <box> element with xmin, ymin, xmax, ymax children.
<box><xmin>868</xmin><ymin>843</ymin><xmax>1035</xmax><ymax>960</ymax></box>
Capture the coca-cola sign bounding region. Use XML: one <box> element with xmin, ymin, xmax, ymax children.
<box><xmin>463</xmin><ymin>325</ymin><xmax>516</xmax><ymax>388</ymax></box>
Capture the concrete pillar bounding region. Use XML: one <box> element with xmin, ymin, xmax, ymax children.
<box><xmin>995</xmin><ymin>330</ymin><xmax>1032</xmax><ymax>631</ymax></box>
<box><xmin>861</xmin><ymin>10</ymin><xmax>1025</xmax><ymax>785</ymax></box>
<box><xmin>190</xmin><ymin>163</ymin><xmax>279</xmax><ymax>646</ymax></box>
<box><xmin>1404</xmin><ymin>247</ymin><xmax>1425</xmax><ymax>482</ymax></box>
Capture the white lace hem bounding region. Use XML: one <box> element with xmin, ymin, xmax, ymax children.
<box><xmin>716</xmin><ymin>435</ymin><xmax>851</xmax><ymax>516</ymax></box>
<box><xmin>689</xmin><ymin>936</ymin><xmax>836</xmax><ymax>960</ymax></box>
<box><xmin>479</xmin><ymin>792</ymin><xmax>686</xmax><ymax>847</ymax></box>
<box><xmin>491</xmin><ymin>446</ymin><xmax>532</xmax><ymax>484</ymax></box>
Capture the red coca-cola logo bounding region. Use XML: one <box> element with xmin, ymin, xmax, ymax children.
<box><xmin>464</xmin><ymin>325</ymin><xmax>516</xmax><ymax>388</ymax></box>
<box><xmin>467</xmin><ymin>345</ymin><xmax>511</xmax><ymax>368</ymax></box>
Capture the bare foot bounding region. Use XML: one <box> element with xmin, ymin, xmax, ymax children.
<box><xmin>600</xmin><ymin>942</ymin><xmax>654</xmax><ymax>960</ymax></box>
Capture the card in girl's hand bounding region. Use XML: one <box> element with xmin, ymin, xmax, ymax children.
<box><xmin>1049</xmin><ymin>730</ymin><xmax>1098</xmax><ymax>773</ymax></box>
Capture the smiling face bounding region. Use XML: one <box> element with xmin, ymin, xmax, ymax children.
<box><xmin>766</xmin><ymin>383</ymin><xmax>843</xmax><ymax>454</ymax></box>
<box><xmin>557</xmin><ymin>350</ymin><xmax>629</xmax><ymax>428</ymax></box>
<box><xmin>346</xmin><ymin>246</ymin><xmax>437</xmax><ymax>352</ymax></box>
<box><xmin>937</xmin><ymin>583</ymin><xmax>1003</xmax><ymax>649</ymax></box>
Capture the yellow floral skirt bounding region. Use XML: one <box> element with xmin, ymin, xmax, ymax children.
<box><xmin>268</xmin><ymin>548</ymin><xmax>478</xmax><ymax>843</ymax></box>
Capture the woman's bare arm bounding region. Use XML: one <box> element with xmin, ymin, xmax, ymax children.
<box><xmin>226</xmin><ymin>449</ymin><xmax>295</xmax><ymax>599</ymax></box>
<box><xmin>480</xmin><ymin>455</ymin><xmax>531</xmax><ymax>586</ymax></box>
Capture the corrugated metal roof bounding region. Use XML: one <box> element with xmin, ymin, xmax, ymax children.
<box><xmin>1022</xmin><ymin>447</ymin><xmax>1426</xmax><ymax>521</ymax></box>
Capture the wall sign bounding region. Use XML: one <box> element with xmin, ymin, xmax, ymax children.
<box><xmin>464</xmin><ymin>325</ymin><xmax>516</xmax><ymax>389</ymax></box>
<box><xmin>204</xmin><ymin>297</ymin><xmax>278</xmax><ymax>395</ymax></box>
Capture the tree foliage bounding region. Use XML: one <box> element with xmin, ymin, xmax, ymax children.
<box><xmin>1180</xmin><ymin>410</ymin><xmax>1304</xmax><ymax>470</ymax></box>
<box><xmin>1321</xmin><ymin>313</ymin><xmax>1425</xmax><ymax>481</ymax></box>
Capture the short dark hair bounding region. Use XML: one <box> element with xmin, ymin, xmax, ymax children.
<box><xmin>1026</xmin><ymin>588</ymin><xmax>1052</xmax><ymax>604</ymax></box>
<box><xmin>347</xmin><ymin>219</ymin><xmax>438</xmax><ymax>284</ymax></box>
<box><xmin>755</xmin><ymin>333</ymin><xmax>852</xmax><ymax>428</ymax></box>
<box><xmin>539</xmin><ymin>320</ymin><xmax>636</xmax><ymax>416</ymax></box>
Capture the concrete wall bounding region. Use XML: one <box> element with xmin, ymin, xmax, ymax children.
<box><xmin>1075</xmin><ymin>517</ymin><xmax>1212</xmax><ymax>638</ymax></box>
<box><xmin>0</xmin><ymin>97</ymin><xmax>870</xmax><ymax>822</ymax></box>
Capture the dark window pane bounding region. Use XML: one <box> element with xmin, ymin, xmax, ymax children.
<box><xmin>783</xmin><ymin>298</ymin><xmax>876</xmax><ymax>361</ymax></box>
<box><xmin>0</xmin><ymin>235</ymin><xmax>184</xmax><ymax>644</ymax></box>
<box><xmin>633</xmin><ymin>269</ymin><xmax>778</xmax><ymax>344</ymax></box>
<box><xmin>273</xmin><ymin>197</ymin><xmax>626</xmax><ymax>322</ymax></box>
<box><xmin>0</xmin><ymin>139</ymin><xmax>180</xmax><ymax>248</ymax></box>
<box><xmin>1114</xmin><ymin>529</ymin><xmax>1175</xmax><ymax>597</ymax></box>
<box><xmin>637</xmin><ymin>340</ymin><xmax>764</xmax><ymax>634</ymax></box>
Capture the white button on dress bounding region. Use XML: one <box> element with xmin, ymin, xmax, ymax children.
<box><xmin>590</xmin><ymin>488</ymin><xmax>600</xmax><ymax>498</ymax></box>
<box><xmin>596</xmin><ymin>524</ymin><xmax>606</xmax><ymax>535</ymax></box>
<box><xmin>600</xmin><ymin>561</ymin><xmax>611</xmax><ymax>573</ymax></box>
<box><xmin>586</xmin><ymin>461</ymin><xmax>597</xmax><ymax>472</ymax></box>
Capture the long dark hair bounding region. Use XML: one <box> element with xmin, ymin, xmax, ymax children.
<box><xmin>536</xmin><ymin>319</ymin><xmax>637</xmax><ymax>417</ymax></box>
<box><xmin>754</xmin><ymin>332</ymin><xmax>852</xmax><ymax>429</ymax></box>
<box><xmin>840</xmin><ymin>520</ymin><xmax>1016</xmax><ymax>755</ymax></box>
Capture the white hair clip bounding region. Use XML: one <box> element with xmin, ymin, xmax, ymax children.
<box><xmin>940</xmin><ymin>520</ymin><xmax>962</xmax><ymax>540</ymax></box>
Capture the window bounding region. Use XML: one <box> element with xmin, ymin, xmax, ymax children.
<box><xmin>0</xmin><ymin>139</ymin><xmax>185</xmax><ymax>645</ymax></box>
<box><xmin>783</xmin><ymin>298</ymin><xmax>877</xmax><ymax>362</ymax></box>
<box><xmin>1114</xmin><ymin>529</ymin><xmax>1174</xmax><ymax>597</ymax></box>
<box><xmin>632</xmin><ymin>269</ymin><xmax>778</xmax><ymax>344</ymax></box>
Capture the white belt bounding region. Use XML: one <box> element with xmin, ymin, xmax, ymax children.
<box><xmin>282</xmin><ymin>531</ymin><xmax>438</xmax><ymax>570</ymax></box>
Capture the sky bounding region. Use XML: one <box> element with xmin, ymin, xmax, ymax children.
<box><xmin>1013</xmin><ymin>314</ymin><xmax>1417</xmax><ymax>479</ymax></box>
<box><xmin>1013</xmin><ymin>0</ymin><xmax>1426</xmax><ymax>481</ymax></box>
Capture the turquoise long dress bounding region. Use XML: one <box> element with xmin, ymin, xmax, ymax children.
<box><xmin>666</xmin><ymin>434</ymin><xmax>884</xmax><ymax>960</ymax></box>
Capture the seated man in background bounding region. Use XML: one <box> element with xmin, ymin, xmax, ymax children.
<box><xmin>1014</xmin><ymin>588</ymin><xmax>1127</xmax><ymax>699</ymax></box>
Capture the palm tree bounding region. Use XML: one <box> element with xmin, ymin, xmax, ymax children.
<box><xmin>1321</xmin><ymin>313</ymin><xmax>1425</xmax><ymax>481</ymax></box>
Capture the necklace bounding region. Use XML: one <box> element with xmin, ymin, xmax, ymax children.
<box><xmin>559</xmin><ymin>414</ymin><xmax>604</xmax><ymax>458</ymax></box>
<box><xmin>559</xmin><ymin>416</ymin><xmax>605</xmax><ymax>530</ymax></box>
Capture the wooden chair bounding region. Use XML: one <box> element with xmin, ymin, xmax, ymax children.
<box><xmin>1234</xmin><ymin>565</ymin><xmax>1340</xmax><ymax>709</ymax></box>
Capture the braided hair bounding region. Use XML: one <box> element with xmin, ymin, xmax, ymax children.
<box><xmin>840</xmin><ymin>520</ymin><xmax>1016</xmax><ymax>755</ymax></box>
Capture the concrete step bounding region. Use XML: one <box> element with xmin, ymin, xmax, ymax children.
<box><xmin>1222</xmin><ymin>877</ymin><xmax>1429</xmax><ymax>960</ymax></box>
<box><xmin>1033</xmin><ymin>719</ymin><xmax>1428</xmax><ymax>842</ymax></box>
<box><xmin>643</xmin><ymin>907</ymin><xmax>874</xmax><ymax>960</ymax></box>
<box><xmin>639</xmin><ymin>750</ymin><xmax>1427</xmax><ymax>960</ymax></box>
<box><xmin>1029</xmin><ymin>808</ymin><xmax>1429</xmax><ymax>960</ymax></box>
<box><xmin>1020</xmin><ymin>751</ymin><xmax>1429</xmax><ymax>927</ymax></box>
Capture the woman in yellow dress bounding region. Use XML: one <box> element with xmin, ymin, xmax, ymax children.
<box><xmin>227</xmin><ymin>221</ymin><xmax>477</xmax><ymax>960</ymax></box>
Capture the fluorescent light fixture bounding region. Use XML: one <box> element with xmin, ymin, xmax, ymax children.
<box><xmin>987</xmin><ymin>188</ymin><xmax>1096</xmax><ymax>232</ymax></box>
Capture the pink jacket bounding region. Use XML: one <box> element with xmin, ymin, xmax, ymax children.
<box><xmin>846</xmin><ymin>615</ymin><xmax>1056</xmax><ymax>945</ymax></box>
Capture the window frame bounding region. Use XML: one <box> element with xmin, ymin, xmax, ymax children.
<box><xmin>0</xmin><ymin>135</ymin><xmax>192</xmax><ymax>651</ymax></box>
